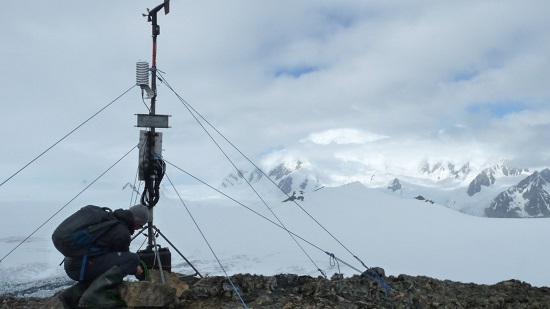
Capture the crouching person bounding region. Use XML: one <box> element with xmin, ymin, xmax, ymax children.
<box><xmin>58</xmin><ymin>204</ymin><xmax>149</xmax><ymax>308</ymax></box>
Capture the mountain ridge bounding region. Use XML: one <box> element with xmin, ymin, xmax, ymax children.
<box><xmin>221</xmin><ymin>158</ymin><xmax>546</xmax><ymax>218</ymax></box>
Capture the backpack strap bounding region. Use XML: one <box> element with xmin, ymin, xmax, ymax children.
<box><xmin>79</xmin><ymin>255</ymin><xmax>88</xmax><ymax>281</ymax></box>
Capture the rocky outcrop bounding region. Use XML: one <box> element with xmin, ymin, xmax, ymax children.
<box><xmin>414</xmin><ymin>195</ymin><xmax>435</xmax><ymax>204</ymax></box>
<box><xmin>3</xmin><ymin>271</ymin><xmax>550</xmax><ymax>308</ymax></box>
<box><xmin>282</xmin><ymin>191</ymin><xmax>305</xmax><ymax>202</ymax></box>
<box><xmin>387</xmin><ymin>178</ymin><xmax>402</xmax><ymax>192</ymax></box>
<box><xmin>119</xmin><ymin>270</ymin><xmax>190</xmax><ymax>307</ymax></box>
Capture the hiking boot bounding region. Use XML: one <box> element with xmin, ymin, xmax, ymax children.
<box><xmin>58</xmin><ymin>282</ymin><xmax>89</xmax><ymax>309</ymax></box>
<box><xmin>80</xmin><ymin>266</ymin><xmax>125</xmax><ymax>308</ymax></box>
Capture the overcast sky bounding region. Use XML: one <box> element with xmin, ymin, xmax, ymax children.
<box><xmin>1</xmin><ymin>1</ymin><xmax>550</xmax><ymax>203</ymax></box>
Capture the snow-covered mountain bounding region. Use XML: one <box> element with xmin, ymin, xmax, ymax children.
<box><xmin>467</xmin><ymin>163</ymin><xmax>529</xmax><ymax>197</ymax></box>
<box><xmin>485</xmin><ymin>168</ymin><xmax>550</xmax><ymax>218</ymax></box>
<box><xmin>221</xmin><ymin>160</ymin><xmax>322</xmax><ymax>200</ymax></box>
<box><xmin>420</xmin><ymin>161</ymin><xmax>472</xmax><ymax>182</ymax></box>
<box><xmin>385</xmin><ymin>161</ymin><xmax>542</xmax><ymax>217</ymax></box>
<box><xmin>221</xmin><ymin>158</ymin><xmax>546</xmax><ymax>218</ymax></box>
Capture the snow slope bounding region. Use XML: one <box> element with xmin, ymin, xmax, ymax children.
<box><xmin>1</xmin><ymin>181</ymin><xmax>549</xmax><ymax>297</ymax></box>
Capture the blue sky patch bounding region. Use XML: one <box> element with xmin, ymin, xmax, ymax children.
<box><xmin>274</xmin><ymin>65</ymin><xmax>318</xmax><ymax>78</ymax></box>
<box><xmin>452</xmin><ymin>70</ymin><xmax>478</xmax><ymax>82</ymax></box>
<box><xmin>322</xmin><ymin>9</ymin><xmax>356</xmax><ymax>29</ymax></box>
<box><xmin>256</xmin><ymin>145</ymin><xmax>285</xmax><ymax>158</ymax></box>
<box><xmin>467</xmin><ymin>101</ymin><xmax>528</xmax><ymax>118</ymax></box>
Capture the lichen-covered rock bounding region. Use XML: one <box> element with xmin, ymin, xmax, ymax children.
<box><xmin>2</xmin><ymin>272</ymin><xmax>550</xmax><ymax>308</ymax></box>
<box><xmin>148</xmin><ymin>269</ymin><xmax>190</xmax><ymax>298</ymax></box>
<box><xmin>119</xmin><ymin>281</ymin><xmax>176</xmax><ymax>307</ymax></box>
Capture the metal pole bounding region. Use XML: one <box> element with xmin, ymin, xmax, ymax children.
<box><xmin>147</xmin><ymin>8</ymin><xmax>160</xmax><ymax>249</ymax></box>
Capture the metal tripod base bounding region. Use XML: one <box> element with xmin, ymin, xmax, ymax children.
<box><xmin>134</xmin><ymin>225</ymin><xmax>202</xmax><ymax>281</ymax></box>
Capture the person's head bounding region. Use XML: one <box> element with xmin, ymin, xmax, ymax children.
<box><xmin>129</xmin><ymin>204</ymin><xmax>149</xmax><ymax>229</ymax></box>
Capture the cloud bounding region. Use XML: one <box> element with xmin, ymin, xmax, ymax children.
<box><xmin>302</xmin><ymin>128</ymin><xmax>388</xmax><ymax>145</ymax></box>
<box><xmin>2</xmin><ymin>0</ymin><xmax>550</xmax><ymax>201</ymax></box>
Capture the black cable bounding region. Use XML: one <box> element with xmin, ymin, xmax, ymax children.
<box><xmin>0</xmin><ymin>84</ymin><xmax>137</xmax><ymax>190</ymax></box>
<box><xmin>140</xmin><ymin>149</ymin><xmax>165</xmax><ymax>207</ymax></box>
<box><xmin>0</xmin><ymin>144</ymin><xmax>138</xmax><ymax>263</ymax></box>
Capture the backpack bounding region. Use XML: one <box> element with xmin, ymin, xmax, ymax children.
<box><xmin>52</xmin><ymin>205</ymin><xmax>119</xmax><ymax>257</ymax></box>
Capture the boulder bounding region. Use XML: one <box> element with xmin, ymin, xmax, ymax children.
<box><xmin>118</xmin><ymin>270</ymin><xmax>189</xmax><ymax>307</ymax></box>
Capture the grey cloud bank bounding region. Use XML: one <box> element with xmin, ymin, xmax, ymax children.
<box><xmin>1</xmin><ymin>0</ymin><xmax>549</xmax><ymax>193</ymax></box>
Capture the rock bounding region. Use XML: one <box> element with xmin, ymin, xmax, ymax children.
<box><xmin>148</xmin><ymin>269</ymin><xmax>190</xmax><ymax>298</ymax></box>
<box><xmin>387</xmin><ymin>178</ymin><xmax>402</xmax><ymax>192</ymax></box>
<box><xmin>119</xmin><ymin>281</ymin><xmax>176</xmax><ymax>307</ymax></box>
<box><xmin>370</xmin><ymin>267</ymin><xmax>385</xmax><ymax>277</ymax></box>
<box><xmin>4</xmin><ymin>273</ymin><xmax>550</xmax><ymax>308</ymax></box>
<box><xmin>118</xmin><ymin>270</ymin><xmax>189</xmax><ymax>307</ymax></box>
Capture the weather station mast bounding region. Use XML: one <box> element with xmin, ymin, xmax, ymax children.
<box><xmin>134</xmin><ymin>0</ymin><xmax>201</xmax><ymax>281</ymax></box>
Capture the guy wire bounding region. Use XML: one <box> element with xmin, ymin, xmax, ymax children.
<box><xmin>165</xmin><ymin>173</ymin><xmax>249</xmax><ymax>308</ymax></box>
<box><xmin>157</xmin><ymin>72</ymin><xmax>369</xmax><ymax>271</ymax></box>
<box><xmin>157</xmin><ymin>73</ymin><xmax>325</xmax><ymax>277</ymax></box>
<box><xmin>0</xmin><ymin>84</ymin><xmax>137</xmax><ymax>190</ymax></box>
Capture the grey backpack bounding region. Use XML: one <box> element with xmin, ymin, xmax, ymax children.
<box><xmin>52</xmin><ymin>205</ymin><xmax>119</xmax><ymax>257</ymax></box>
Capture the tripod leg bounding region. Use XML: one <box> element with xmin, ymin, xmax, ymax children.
<box><xmin>131</xmin><ymin>226</ymin><xmax>148</xmax><ymax>241</ymax></box>
<box><xmin>153</xmin><ymin>226</ymin><xmax>203</xmax><ymax>278</ymax></box>
<box><xmin>152</xmin><ymin>231</ymin><xmax>166</xmax><ymax>284</ymax></box>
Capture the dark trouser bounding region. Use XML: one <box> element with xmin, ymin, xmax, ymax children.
<box><xmin>65</xmin><ymin>251</ymin><xmax>140</xmax><ymax>282</ymax></box>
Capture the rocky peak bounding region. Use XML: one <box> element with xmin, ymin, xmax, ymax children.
<box><xmin>518</xmin><ymin>168</ymin><xmax>550</xmax><ymax>189</ymax></box>
<box><xmin>420</xmin><ymin>161</ymin><xmax>471</xmax><ymax>181</ymax></box>
<box><xmin>467</xmin><ymin>162</ymin><xmax>529</xmax><ymax>197</ymax></box>
<box><xmin>221</xmin><ymin>168</ymin><xmax>263</xmax><ymax>188</ymax></box>
<box><xmin>220</xmin><ymin>160</ymin><xmax>319</xmax><ymax>196</ymax></box>
<box><xmin>499</xmin><ymin>161</ymin><xmax>529</xmax><ymax>176</ymax></box>
<box><xmin>467</xmin><ymin>169</ymin><xmax>497</xmax><ymax>196</ymax></box>
<box><xmin>485</xmin><ymin>168</ymin><xmax>550</xmax><ymax>218</ymax></box>
<box><xmin>266</xmin><ymin>160</ymin><xmax>324</xmax><ymax>195</ymax></box>
<box><xmin>268</xmin><ymin>160</ymin><xmax>303</xmax><ymax>180</ymax></box>
<box><xmin>387</xmin><ymin>178</ymin><xmax>402</xmax><ymax>192</ymax></box>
